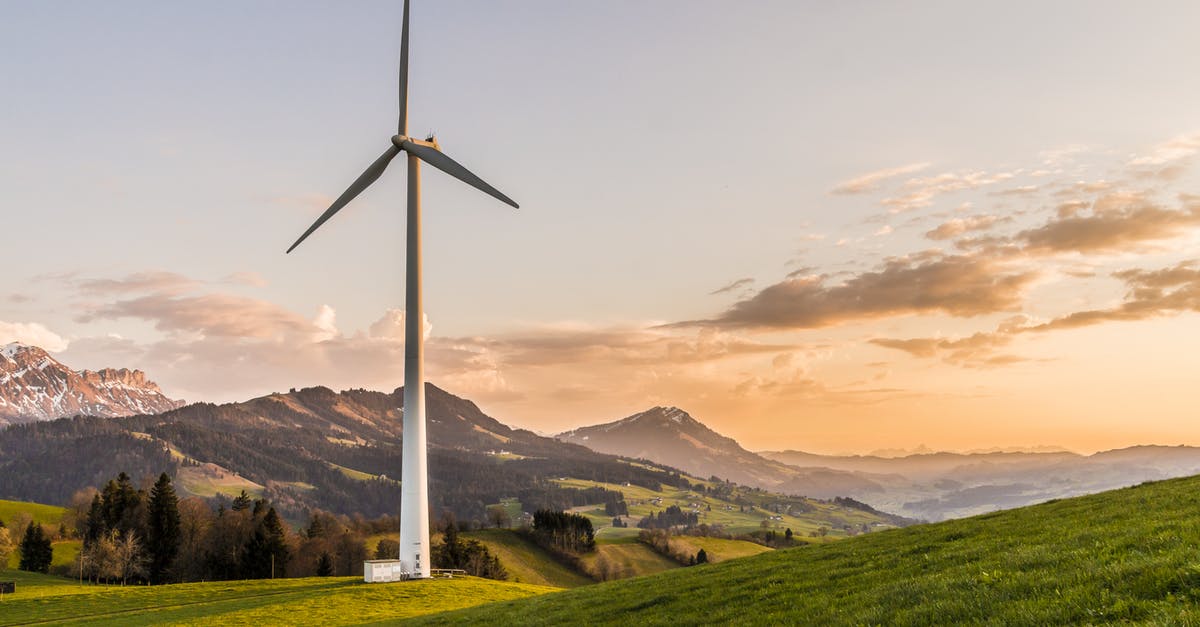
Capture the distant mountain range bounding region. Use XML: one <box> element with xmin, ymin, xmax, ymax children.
<box><xmin>555</xmin><ymin>405</ymin><xmax>1200</xmax><ymax>521</ymax></box>
<box><xmin>0</xmin><ymin>343</ymin><xmax>183</xmax><ymax>425</ymax></box>
<box><xmin>3</xmin><ymin>341</ymin><xmax>1196</xmax><ymax>524</ymax></box>
<box><xmin>0</xmin><ymin>382</ymin><xmax>680</xmax><ymax>523</ymax></box>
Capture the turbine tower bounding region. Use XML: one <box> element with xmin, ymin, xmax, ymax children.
<box><xmin>285</xmin><ymin>0</ymin><xmax>517</xmax><ymax>579</ymax></box>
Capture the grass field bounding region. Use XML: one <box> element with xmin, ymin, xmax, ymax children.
<box><xmin>0</xmin><ymin>499</ymin><xmax>65</xmax><ymax>527</ymax></box>
<box><xmin>465</xmin><ymin>529</ymin><xmax>593</xmax><ymax>588</ymax></box>
<box><xmin>413</xmin><ymin>474</ymin><xmax>1200</xmax><ymax>625</ymax></box>
<box><xmin>1</xmin><ymin>499</ymin><xmax>78</xmax><ymax>572</ymax></box>
<box><xmin>554</xmin><ymin>478</ymin><xmax>882</xmax><ymax>538</ymax></box>
<box><xmin>0</xmin><ymin>569</ymin><xmax>557</xmax><ymax>626</ymax></box>
<box><xmin>578</xmin><ymin>534</ymin><xmax>680</xmax><ymax>580</ymax></box>
<box><xmin>175</xmin><ymin>465</ymin><xmax>264</xmax><ymax>500</ymax></box>
<box><xmin>668</xmin><ymin>536</ymin><xmax>772</xmax><ymax>564</ymax></box>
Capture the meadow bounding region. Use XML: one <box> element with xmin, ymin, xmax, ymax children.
<box><xmin>415</xmin><ymin>474</ymin><xmax>1200</xmax><ymax>625</ymax></box>
<box><xmin>1</xmin><ymin>499</ymin><xmax>79</xmax><ymax>573</ymax></box>
<box><xmin>0</xmin><ymin>569</ymin><xmax>555</xmax><ymax>626</ymax></box>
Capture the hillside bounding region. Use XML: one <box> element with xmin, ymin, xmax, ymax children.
<box><xmin>0</xmin><ymin>499</ymin><xmax>79</xmax><ymax>572</ymax></box>
<box><xmin>0</xmin><ymin>384</ymin><xmax>689</xmax><ymax>524</ymax></box>
<box><xmin>0</xmin><ymin>570</ymin><xmax>556</xmax><ymax>626</ymax></box>
<box><xmin>414</xmin><ymin>474</ymin><xmax>1200</xmax><ymax>625</ymax></box>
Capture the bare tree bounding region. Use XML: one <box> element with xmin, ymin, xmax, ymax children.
<box><xmin>0</xmin><ymin>526</ymin><xmax>13</xmax><ymax>566</ymax></box>
<box><xmin>486</xmin><ymin>505</ymin><xmax>511</xmax><ymax>529</ymax></box>
<box><xmin>114</xmin><ymin>532</ymin><xmax>148</xmax><ymax>585</ymax></box>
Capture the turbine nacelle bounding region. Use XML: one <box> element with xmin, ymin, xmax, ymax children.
<box><xmin>390</xmin><ymin>135</ymin><xmax>440</xmax><ymax>151</ymax></box>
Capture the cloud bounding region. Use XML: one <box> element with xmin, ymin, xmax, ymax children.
<box><xmin>873</xmin><ymin>260</ymin><xmax>1200</xmax><ymax>366</ymax></box>
<box><xmin>223</xmin><ymin>271</ymin><xmax>269</xmax><ymax>288</ymax></box>
<box><xmin>881</xmin><ymin>170</ymin><xmax>1016</xmax><ymax>214</ymax></box>
<box><xmin>926</xmin><ymin>214</ymin><xmax>1006</xmax><ymax>240</ymax></box>
<box><xmin>1127</xmin><ymin>132</ymin><xmax>1200</xmax><ymax>179</ymax></box>
<box><xmin>691</xmin><ymin>253</ymin><xmax>1037</xmax><ymax>330</ymax></box>
<box><xmin>78</xmin><ymin>292</ymin><xmax>319</xmax><ymax>340</ymax></box>
<box><xmin>831</xmin><ymin>162</ymin><xmax>930</xmax><ymax>195</ymax></box>
<box><xmin>0</xmin><ymin>321</ymin><xmax>69</xmax><ymax>352</ymax></box>
<box><xmin>870</xmin><ymin>326</ymin><xmax>1026</xmax><ymax>368</ymax></box>
<box><xmin>1025</xmin><ymin>261</ymin><xmax>1200</xmax><ymax>332</ymax></box>
<box><xmin>77</xmin><ymin>271</ymin><xmax>201</xmax><ymax>296</ymax></box>
<box><xmin>1017</xmin><ymin>192</ymin><xmax>1200</xmax><ymax>254</ymax></box>
<box><xmin>368</xmin><ymin>309</ymin><xmax>433</xmax><ymax>342</ymax></box>
<box><xmin>710</xmin><ymin>278</ymin><xmax>755</xmax><ymax>296</ymax></box>
<box><xmin>312</xmin><ymin>305</ymin><xmax>338</xmax><ymax>342</ymax></box>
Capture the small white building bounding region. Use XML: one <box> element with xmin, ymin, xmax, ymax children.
<box><xmin>363</xmin><ymin>559</ymin><xmax>412</xmax><ymax>583</ymax></box>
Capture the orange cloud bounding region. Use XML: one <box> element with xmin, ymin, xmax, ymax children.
<box><xmin>693</xmin><ymin>253</ymin><xmax>1036</xmax><ymax>330</ymax></box>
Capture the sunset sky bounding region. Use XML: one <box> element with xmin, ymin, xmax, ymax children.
<box><xmin>3</xmin><ymin>1</ymin><xmax>1199</xmax><ymax>454</ymax></box>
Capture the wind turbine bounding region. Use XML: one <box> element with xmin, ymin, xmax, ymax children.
<box><xmin>285</xmin><ymin>0</ymin><xmax>518</xmax><ymax>580</ymax></box>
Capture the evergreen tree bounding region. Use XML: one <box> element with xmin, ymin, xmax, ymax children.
<box><xmin>316</xmin><ymin>552</ymin><xmax>334</xmax><ymax>576</ymax></box>
<box><xmin>374</xmin><ymin>539</ymin><xmax>399</xmax><ymax>560</ymax></box>
<box><xmin>696</xmin><ymin>548</ymin><xmax>708</xmax><ymax>564</ymax></box>
<box><xmin>18</xmin><ymin>522</ymin><xmax>53</xmax><ymax>573</ymax></box>
<box><xmin>146</xmin><ymin>472</ymin><xmax>181</xmax><ymax>584</ymax></box>
<box><xmin>84</xmin><ymin>494</ymin><xmax>105</xmax><ymax>542</ymax></box>
<box><xmin>306</xmin><ymin>512</ymin><xmax>326</xmax><ymax>539</ymax></box>
<box><xmin>231</xmin><ymin>490</ymin><xmax>253</xmax><ymax>511</ymax></box>
<box><xmin>245</xmin><ymin>507</ymin><xmax>290</xmax><ymax>579</ymax></box>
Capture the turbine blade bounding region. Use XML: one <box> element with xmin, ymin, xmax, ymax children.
<box><xmin>397</xmin><ymin>0</ymin><xmax>410</xmax><ymax>135</ymax></box>
<box><xmin>286</xmin><ymin>144</ymin><xmax>401</xmax><ymax>253</ymax></box>
<box><xmin>401</xmin><ymin>140</ymin><xmax>519</xmax><ymax>209</ymax></box>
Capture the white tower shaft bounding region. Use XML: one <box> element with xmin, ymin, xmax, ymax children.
<box><xmin>399</xmin><ymin>154</ymin><xmax>430</xmax><ymax>578</ymax></box>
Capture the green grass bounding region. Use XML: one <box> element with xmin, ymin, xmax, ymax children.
<box><xmin>465</xmin><ymin>529</ymin><xmax>593</xmax><ymax>588</ymax></box>
<box><xmin>1</xmin><ymin>499</ymin><xmax>78</xmax><ymax>572</ymax></box>
<box><xmin>413</xmin><ymin>475</ymin><xmax>1200</xmax><ymax>625</ymax></box>
<box><xmin>0</xmin><ymin>569</ymin><xmax>557</xmax><ymax>626</ymax></box>
<box><xmin>0</xmin><ymin>499</ymin><xmax>66</xmax><ymax>527</ymax></box>
<box><xmin>578</xmin><ymin>534</ymin><xmax>681</xmax><ymax>580</ymax></box>
<box><xmin>668</xmin><ymin>536</ymin><xmax>773</xmax><ymax>563</ymax></box>
<box><xmin>554</xmin><ymin>478</ymin><xmax>880</xmax><ymax>538</ymax></box>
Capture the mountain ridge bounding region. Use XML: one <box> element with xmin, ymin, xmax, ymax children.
<box><xmin>0</xmin><ymin>342</ymin><xmax>183</xmax><ymax>425</ymax></box>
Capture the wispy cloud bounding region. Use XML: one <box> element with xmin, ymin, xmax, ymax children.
<box><xmin>709</xmin><ymin>277</ymin><xmax>755</xmax><ymax>296</ymax></box>
<box><xmin>831</xmin><ymin>162</ymin><xmax>930</xmax><ymax>195</ymax></box>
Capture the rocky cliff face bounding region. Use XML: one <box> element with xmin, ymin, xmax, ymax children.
<box><xmin>0</xmin><ymin>343</ymin><xmax>183</xmax><ymax>425</ymax></box>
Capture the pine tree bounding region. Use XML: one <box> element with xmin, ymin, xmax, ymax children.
<box><xmin>146</xmin><ymin>473</ymin><xmax>181</xmax><ymax>584</ymax></box>
<box><xmin>696</xmin><ymin>548</ymin><xmax>708</xmax><ymax>564</ymax></box>
<box><xmin>316</xmin><ymin>552</ymin><xmax>334</xmax><ymax>576</ymax></box>
<box><xmin>245</xmin><ymin>507</ymin><xmax>290</xmax><ymax>579</ymax></box>
<box><xmin>18</xmin><ymin>522</ymin><xmax>53</xmax><ymax>573</ymax></box>
<box><xmin>231</xmin><ymin>490</ymin><xmax>253</xmax><ymax>511</ymax></box>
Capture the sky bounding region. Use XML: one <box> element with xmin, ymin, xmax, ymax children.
<box><xmin>2</xmin><ymin>1</ymin><xmax>1199</xmax><ymax>455</ymax></box>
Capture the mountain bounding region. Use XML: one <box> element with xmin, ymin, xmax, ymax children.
<box><xmin>557</xmin><ymin>406</ymin><xmax>794</xmax><ymax>487</ymax></box>
<box><xmin>0</xmin><ymin>343</ymin><xmax>183</xmax><ymax>425</ymax></box>
<box><xmin>556</xmin><ymin>406</ymin><xmax>888</xmax><ymax>498</ymax></box>
<box><xmin>0</xmin><ymin>384</ymin><xmax>731</xmax><ymax>524</ymax></box>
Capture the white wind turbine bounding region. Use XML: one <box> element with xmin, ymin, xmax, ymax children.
<box><xmin>286</xmin><ymin>0</ymin><xmax>518</xmax><ymax>579</ymax></box>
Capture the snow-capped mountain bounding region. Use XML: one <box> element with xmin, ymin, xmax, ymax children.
<box><xmin>0</xmin><ymin>343</ymin><xmax>183</xmax><ymax>425</ymax></box>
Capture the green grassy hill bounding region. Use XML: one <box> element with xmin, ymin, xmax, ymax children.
<box><xmin>0</xmin><ymin>498</ymin><xmax>65</xmax><ymax>527</ymax></box>
<box><xmin>414</xmin><ymin>475</ymin><xmax>1200</xmax><ymax>625</ymax></box>
<box><xmin>465</xmin><ymin>529</ymin><xmax>595</xmax><ymax>588</ymax></box>
<box><xmin>0</xmin><ymin>569</ymin><xmax>556</xmax><ymax>626</ymax></box>
<box><xmin>555</xmin><ymin>477</ymin><xmax>891</xmax><ymax>539</ymax></box>
<box><xmin>1</xmin><ymin>499</ymin><xmax>79</xmax><ymax>573</ymax></box>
